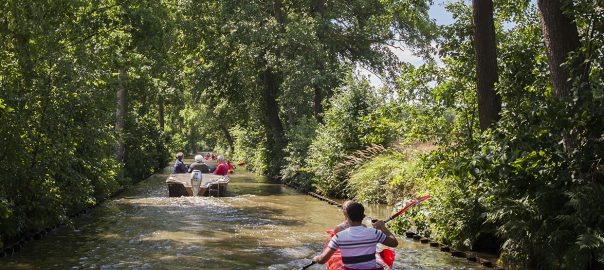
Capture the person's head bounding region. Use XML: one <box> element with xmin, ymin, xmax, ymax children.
<box><xmin>194</xmin><ymin>155</ymin><xmax>203</xmax><ymax>162</ymax></box>
<box><xmin>217</xmin><ymin>155</ymin><xmax>225</xmax><ymax>163</ymax></box>
<box><xmin>342</xmin><ymin>201</ymin><xmax>365</xmax><ymax>223</ymax></box>
<box><xmin>176</xmin><ymin>152</ymin><xmax>184</xmax><ymax>160</ymax></box>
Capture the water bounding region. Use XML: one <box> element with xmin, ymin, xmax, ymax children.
<box><xmin>0</xmin><ymin>170</ymin><xmax>485</xmax><ymax>269</ymax></box>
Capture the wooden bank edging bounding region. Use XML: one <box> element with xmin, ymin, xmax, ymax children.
<box><xmin>306</xmin><ymin>192</ymin><xmax>504</xmax><ymax>270</ymax></box>
<box><xmin>0</xmin><ymin>170</ymin><xmax>162</xmax><ymax>258</ymax></box>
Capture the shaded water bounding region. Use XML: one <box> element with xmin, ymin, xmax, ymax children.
<box><xmin>1</xmin><ymin>169</ymin><xmax>485</xmax><ymax>269</ymax></box>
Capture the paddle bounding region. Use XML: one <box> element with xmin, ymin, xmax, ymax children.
<box><xmin>383</xmin><ymin>194</ymin><xmax>430</xmax><ymax>223</ymax></box>
<box><xmin>300</xmin><ymin>195</ymin><xmax>431</xmax><ymax>270</ymax></box>
<box><xmin>301</xmin><ymin>262</ymin><xmax>316</xmax><ymax>270</ymax></box>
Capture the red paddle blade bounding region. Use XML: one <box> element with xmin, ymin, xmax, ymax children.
<box><xmin>380</xmin><ymin>249</ymin><xmax>396</xmax><ymax>268</ymax></box>
<box><xmin>385</xmin><ymin>195</ymin><xmax>430</xmax><ymax>223</ymax></box>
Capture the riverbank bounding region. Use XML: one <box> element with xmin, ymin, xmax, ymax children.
<box><xmin>0</xmin><ymin>165</ymin><xmax>167</xmax><ymax>259</ymax></box>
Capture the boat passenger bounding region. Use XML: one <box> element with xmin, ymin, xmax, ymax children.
<box><xmin>333</xmin><ymin>200</ymin><xmax>354</xmax><ymax>234</ymax></box>
<box><xmin>312</xmin><ymin>201</ymin><xmax>398</xmax><ymax>269</ymax></box>
<box><xmin>172</xmin><ymin>152</ymin><xmax>188</xmax><ymax>174</ymax></box>
<box><xmin>213</xmin><ymin>155</ymin><xmax>229</xmax><ymax>176</ymax></box>
<box><xmin>188</xmin><ymin>154</ymin><xmax>210</xmax><ymax>173</ymax></box>
<box><xmin>227</xmin><ymin>160</ymin><xmax>234</xmax><ymax>174</ymax></box>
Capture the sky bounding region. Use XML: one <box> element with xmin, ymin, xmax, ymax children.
<box><xmin>429</xmin><ymin>0</ymin><xmax>456</xmax><ymax>25</ymax></box>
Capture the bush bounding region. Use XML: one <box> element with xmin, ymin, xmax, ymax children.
<box><xmin>348</xmin><ymin>151</ymin><xmax>421</xmax><ymax>204</ymax></box>
<box><xmin>306</xmin><ymin>75</ymin><xmax>379</xmax><ymax>197</ymax></box>
<box><xmin>124</xmin><ymin>116</ymin><xmax>170</xmax><ymax>181</ymax></box>
<box><xmin>231</xmin><ymin>125</ymin><xmax>269</xmax><ymax>174</ymax></box>
<box><xmin>281</xmin><ymin>116</ymin><xmax>318</xmax><ymax>190</ymax></box>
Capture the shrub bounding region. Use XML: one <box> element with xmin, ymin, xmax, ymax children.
<box><xmin>281</xmin><ymin>116</ymin><xmax>318</xmax><ymax>190</ymax></box>
<box><xmin>306</xmin><ymin>75</ymin><xmax>379</xmax><ymax>197</ymax></box>
<box><xmin>347</xmin><ymin>151</ymin><xmax>421</xmax><ymax>204</ymax></box>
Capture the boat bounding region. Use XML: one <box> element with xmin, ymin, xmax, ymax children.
<box><xmin>324</xmin><ymin>230</ymin><xmax>395</xmax><ymax>270</ymax></box>
<box><xmin>166</xmin><ymin>173</ymin><xmax>229</xmax><ymax>197</ymax></box>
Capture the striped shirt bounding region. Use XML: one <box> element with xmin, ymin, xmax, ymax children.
<box><xmin>328</xmin><ymin>226</ymin><xmax>387</xmax><ymax>269</ymax></box>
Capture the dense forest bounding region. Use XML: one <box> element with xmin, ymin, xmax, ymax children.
<box><xmin>1</xmin><ymin>0</ymin><xmax>603</xmax><ymax>269</ymax></box>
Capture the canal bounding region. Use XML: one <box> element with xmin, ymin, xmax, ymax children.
<box><xmin>1</xmin><ymin>168</ymin><xmax>485</xmax><ymax>269</ymax></box>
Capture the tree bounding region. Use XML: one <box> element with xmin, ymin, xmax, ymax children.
<box><xmin>472</xmin><ymin>0</ymin><xmax>502</xmax><ymax>131</ymax></box>
<box><xmin>183</xmin><ymin>0</ymin><xmax>436</xmax><ymax>176</ymax></box>
<box><xmin>537</xmin><ymin>0</ymin><xmax>587</xmax><ymax>153</ymax></box>
<box><xmin>537</xmin><ymin>0</ymin><xmax>582</xmax><ymax>99</ymax></box>
<box><xmin>115</xmin><ymin>68</ymin><xmax>128</xmax><ymax>163</ymax></box>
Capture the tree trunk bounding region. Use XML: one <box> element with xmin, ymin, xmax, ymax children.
<box><xmin>188</xmin><ymin>130</ymin><xmax>197</xmax><ymax>155</ymax></box>
<box><xmin>312</xmin><ymin>0</ymin><xmax>326</xmax><ymax>13</ymax></box>
<box><xmin>256</xmin><ymin>0</ymin><xmax>287</xmax><ymax>176</ymax></box>
<box><xmin>220</xmin><ymin>124</ymin><xmax>235</xmax><ymax>154</ymax></box>
<box><xmin>158</xmin><ymin>94</ymin><xmax>165</xmax><ymax>132</ymax></box>
<box><xmin>115</xmin><ymin>68</ymin><xmax>128</xmax><ymax>163</ymax></box>
<box><xmin>537</xmin><ymin>0</ymin><xmax>582</xmax><ymax>99</ymax></box>
<box><xmin>262</xmin><ymin>68</ymin><xmax>286</xmax><ymax>176</ymax></box>
<box><xmin>313</xmin><ymin>86</ymin><xmax>325</xmax><ymax>124</ymax></box>
<box><xmin>312</xmin><ymin>0</ymin><xmax>327</xmax><ymax>125</ymax></box>
<box><xmin>538</xmin><ymin>0</ymin><xmax>586</xmax><ymax>153</ymax></box>
<box><xmin>272</xmin><ymin>0</ymin><xmax>287</xmax><ymax>28</ymax></box>
<box><xmin>472</xmin><ymin>0</ymin><xmax>501</xmax><ymax>131</ymax></box>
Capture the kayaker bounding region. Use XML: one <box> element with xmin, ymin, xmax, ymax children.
<box><xmin>213</xmin><ymin>155</ymin><xmax>229</xmax><ymax>176</ymax></box>
<box><xmin>312</xmin><ymin>201</ymin><xmax>398</xmax><ymax>269</ymax></box>
<box><xmin>333</xmin><ymin>200</ymin><xmax>355</xmax><ymax>234</ymax></box>
<box><xmin>172</xmin><ymin>152</ymin><xmax>188</xmax><ymax>174</ymax></box>
<box><xmin>188</xmin><ymin>155</ymin><xmax>210</xmax><ymax>173</ymax></box>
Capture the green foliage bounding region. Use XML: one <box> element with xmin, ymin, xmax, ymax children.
<box><xmin>281</xmin><ymin>116</ymin><xmax>318</xmax><ymax>190</ymax></box>
<box><xmin>382</xmin><ymin>2</ymin><xmax>604</xmax><ymax>269</ymax></box>
<box><xmin>181</xmin><ymin>0</ymin><xmax>436</xmax><ymax>177</ymax></box>
<box><xmin>358</xmin><ymin>104</ymin><xmax>404</xmax><ymax>145</ymax></box>
<box><xmin>347</xmin><ymin>150</ymin><xmax>422</xmax><ymax>204</ymax></box>
<box><xmin>231</xmin><ymin>125</ymin><xmax>269</xmax><ymax>175</ymax></box>
<box><xmin>306</xmin><ymin>75</ymin><xmax>379</xmax><ymax>197</ymax></box>
<box><xmin>123</xmin><ymin>115</ymin><xmax>169</xmax><ymax>181</ymax></box>
<box><xmin>0</xmin><ymin>0</ymin><xmax>178</xmax><ymax>247</ymax></box>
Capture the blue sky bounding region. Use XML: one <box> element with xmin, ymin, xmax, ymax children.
<box><xmin>429</xmin><ymin>0</ymin><xmax>456</xmax><ymax>26</ymax></box>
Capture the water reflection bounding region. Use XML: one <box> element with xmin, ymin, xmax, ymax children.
<box><xmin>0</xmin><ymin>170</ymin><xmax>484</xmax><ymax>270</ymax></box>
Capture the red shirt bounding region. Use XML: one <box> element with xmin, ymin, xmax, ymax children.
<box><xmin>214</xmin><ymin>163</ymin><xmax>229</xmax><ymax>176</ymax></box>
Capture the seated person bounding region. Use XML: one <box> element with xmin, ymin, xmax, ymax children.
<box><xmin>188</xmin><ymin>154</ymin><xmax>210</xmax><ymax>173</ymax></box>
<box><xmin>227</xmin><ymin>161</ymin><xmax>234</xmax><ymax>174</ymax></box>
<box><xmin>172</xmin><ymin>152</ymin><xmax>188</xmax><ymax>174</ymax></box>
<box><xmin>313</xmin><ymin>201</ymin><xmax>398</xmax><ymax>269</ymax></box>
<box><xmin>213</xmin><ymin>155</ymin><xmax>229</xmax><ymax>176</ymax></box>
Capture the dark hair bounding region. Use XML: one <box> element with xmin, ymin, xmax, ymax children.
<box><xmin>343</xmin><ymin>201</ymin><xmax>365</xmax><ymax>222</ymax></box>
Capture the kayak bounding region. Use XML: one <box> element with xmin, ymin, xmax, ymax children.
<box><xmin>324</xmin><ymin>230</ymin><xmax>395</xmax><ymax>270</ymax></box>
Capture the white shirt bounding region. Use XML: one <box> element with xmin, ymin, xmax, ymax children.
<box><xmin>328</xmin><ymin>226</ymin><xmax>387</xmax><ymax>269</ymax></box>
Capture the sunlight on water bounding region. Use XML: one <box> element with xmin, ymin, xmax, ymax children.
<box><xmin>0</xmin><ymin>170</ymin><xmax>485</xmax><ymax>270</ymax></box>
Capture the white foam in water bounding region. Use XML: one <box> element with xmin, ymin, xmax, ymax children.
<box><xmin>277</xmin><ymin>246</ymin><xmax>314</xmax><ymax>259</ymax></box>
<box><xmin>185</xmin><ymin>245</ymin><xmax>205</xmax><ymax>251</ymax></box>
